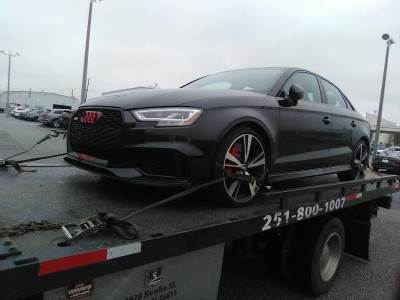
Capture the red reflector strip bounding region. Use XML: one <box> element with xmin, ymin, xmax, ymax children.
<box><xmin>39</xmin><ymin>243</ymin><xmax>141</xmax><ymax>276</ymax></box>
<box><xmin>77</xmin><ymin>153</ymin><xmax>96</xmax><ymax>161</ymax></box>
<box><xmin>347</xmin><ymin>193</ymin><xmax>362</xmax><ymax>201</ymax></box>
<box><xmin>40</xmin><ymin>250</ymin><xmax>106</xmax><ymax>276</ymax></box>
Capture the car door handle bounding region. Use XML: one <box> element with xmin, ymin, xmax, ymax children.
<box><xmin>323</xmin><ymin>116</ymin><xmax>331</xmax><ymax>124</ymax></box>
<box><xmin>351</xmin><ymin>121</ymin><xmax>357</xmax><ymax>127</ymax></box>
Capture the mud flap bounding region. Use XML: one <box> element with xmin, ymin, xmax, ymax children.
<box><xmin>343</xmin><ymin>218</ymin><xmax>371</xmax><ymax>261</ymax></box>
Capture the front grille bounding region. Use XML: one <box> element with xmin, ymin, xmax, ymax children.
<box><xmin>69</xmin><ymin>109</ymin><xmax>123</xmax><ymax>160</ymax></box>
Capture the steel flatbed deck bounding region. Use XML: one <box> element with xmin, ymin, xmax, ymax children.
<box><xmin>0</xmin><ymin>165</ymin><xmax>399</xmax><ymax>299</ymax></box>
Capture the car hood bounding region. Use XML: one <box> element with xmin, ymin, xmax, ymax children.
<box><xmin>80</xmin><ymin>88</ymin><xmax>269</xmax><ymax>110</ymax></box>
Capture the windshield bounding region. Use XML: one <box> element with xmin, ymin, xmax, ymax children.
<box><xmin>181</xmin><ymin>68</ymin><xmax>286</xmax><ymax>92</ymax></box>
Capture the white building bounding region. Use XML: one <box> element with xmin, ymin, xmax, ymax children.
<box><xmin>0</xmin><ymin>90</ymin><xmax>80</xmax><ymax>111</ymax></box>
<box><xmin>366</xmin><ymin>112</ymin><xmax>396</xmax><ymax>146</ymax></box>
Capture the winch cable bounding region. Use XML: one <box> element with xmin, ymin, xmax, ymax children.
<box><xmin>56</xmin><ymin>164</ymin><xmax>269</xmax><ymax>243</ymax></box>
<box><xmin>120</xmin><ymin>177</ymin><xmax>226</xmax><ymax>221</ymax></box>
<box><xmin>0</xmin><ymin>130</ymin><xmax>66</xmax><ymax>171</ymax></box>
<box><xmin>4</xmin><ymin>153</ymin><xmax>68</xmax><ymax>172</ymax></box>
<box><xmin>91</xmin><ymin>166</ymin><xmax>269</xmax><ymax>242</ymax></box>
<box><xmin>94</xmin><ymin>177</ymin><xmax>228</xmax><ymax>242</ymax></box>
<box><xmin>120</xmin><ymin>165</ymin><xmax>269</xmax><ymax>221</ymax></box>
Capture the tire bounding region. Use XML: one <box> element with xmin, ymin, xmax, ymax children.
<box><xmin>33</xmin><ymin>116</ymin><xmax>39</xmax><ymax>122</ymax></box>
<box><xmin>338</xmin><ymin>140</ymin><xmax>368</xmax><ymax>181</ymax></box>
<box><xmin>210</xmin><ymin>127</ymin><xmax>267</xmax><ymax>207</ymax></box>
<box><xmin>373</xmin><ymin>166</ymin><xmax>379</xmax><ymax>171</ymax></box>
<box><xmin>307</xmin><ymin>218</ymin><xmax>345</xmax><ymax>295</ymax></box>
<box><xmin>52</xmin><ymin>119</ymin><xmax>60</xmax><ymax>128</ymax></box>
<box><xmin>284</xmin><ymin>218</ymin><xmax>345</xmax><ymax>296</ymax></box>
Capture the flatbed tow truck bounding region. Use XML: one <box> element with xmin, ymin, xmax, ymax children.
<box><xmin>0</xmin><ymin>161</ymin><xmax>399</xmax><ymax>299</ymax></box>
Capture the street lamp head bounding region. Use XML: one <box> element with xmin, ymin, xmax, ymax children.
<box><xmin>382</xmin><ymin>33</ymin><xmax>395</xmax><ymax>45</ymax></box>
<box><xmin>0</xmin><ymin>50</ymin><xmax>21</xmax><ymax>57</ymax></box>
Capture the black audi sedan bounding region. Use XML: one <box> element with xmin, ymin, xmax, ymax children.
<box><xmin>65</xmin><ymin>67</ymin><xmax>370</xmax><ymax>206</ymax></box>
<box><xmin>372</xmin><ymin>151</ymin><xmax>400</xmax><ymax>174</ymax></box>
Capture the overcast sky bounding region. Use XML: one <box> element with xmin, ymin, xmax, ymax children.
<box><xmin>1</xmin><ymin>0</ymin><xmax>399</xmax><ymax>123</ymax></box>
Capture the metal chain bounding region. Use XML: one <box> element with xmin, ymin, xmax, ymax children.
<box><xmin>0</xmin><ymin>221</ymin><xmax>63</xmax><ymax>237</ymax></box>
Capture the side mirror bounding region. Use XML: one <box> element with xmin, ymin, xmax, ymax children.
<box><xmin>288</xmin><ymin>84</ymin><xmax>304</xmax><ymax>106</ymax></box>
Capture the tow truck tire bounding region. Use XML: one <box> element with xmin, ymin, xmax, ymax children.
<box><xmin>306</xmin><ymin>218</ymin><xmax>345</xmax><ymax>295</ymax></box>
<box><xmin>281</xmin><ymin>218</ymin><xmax>345</xmax><ymax>296</ymax></box>
<box><xmin>211</xmin><ymin>127</ymin><xmax>267</xmax><ymax>207</ymax></box>
<box><xmin>338</xmin><ymin>140</ymin><xmax>368</xmax><ymax>181</ymax></box>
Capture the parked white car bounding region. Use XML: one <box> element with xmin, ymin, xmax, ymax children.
<box><xmin>15</xmin><ymin>108</ymin><xmax>32</xmax><ymax>119</ymax></box>
<box><xmin>12</xmin><ymin>107</ymin><xmax>28</xmax><ymax>117</ymax></box>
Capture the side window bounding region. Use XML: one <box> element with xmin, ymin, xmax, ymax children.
<box><xmin>321</xmin><ymin>79</ymin><xmax>347</xmax><ymax>109</ymax></box>
<box><xmin>281</xmin><ymin>73</ymin><xmax>322</xmax><ymax>103</ymax></box>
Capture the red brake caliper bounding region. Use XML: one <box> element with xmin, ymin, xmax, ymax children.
<box><xmin>227</xmin><ymin>147</ymin><xmax>240</xmax><ymax>174</ymax></box>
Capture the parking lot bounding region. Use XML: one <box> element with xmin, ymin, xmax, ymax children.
<box><xmin>0</xmin><ymin>112</ymin><xmax>67</xmax><ymax>164</ymax></box>
<box><xmin>1</xmin><ymin>112</ymin><xmax>400</xmax><ymax>299</ymax></box>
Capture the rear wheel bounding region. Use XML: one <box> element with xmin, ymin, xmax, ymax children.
<box><xmin>338</xmin><ymin>140</ymin><xmax>368</xmax><ymax>181</ymax></box>
<box><xmin>308</xmin><ymin>218</ymin><xmax>345</xmax><ymax>295</ymax></box>
<box><xmin>282</xmin><ymin>218</ymin><xmax>345</xmax><ymax>296</ymax></box>
<box><xmin>211</xmin><ymin>127</ymin><xmax>267</xmax><ymax>207</ymax></box>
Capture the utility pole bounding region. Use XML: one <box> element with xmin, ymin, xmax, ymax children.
<box><xmin>0</xmin><ymin>50</ymin><xmax>20</xmax><ymax>116</ymax></box>
<box><xmin>81</xmin><ymin>0</ymin><xmax>102</xmax><ymax>104</ymax></box>
<box><xmin>372</xmin><ymin>34</ymin><xmax>395</xmax><ymax>158</ymax></box>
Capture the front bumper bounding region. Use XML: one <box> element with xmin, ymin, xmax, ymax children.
<box><xmin>64</xmin><ymin>155</ymin><xmax>193</xmax><ymax>187</ymax></box>
<box><xmin>65</xmin><ymin>108</ymin><xmax>215</xmax><ymax>186</ymax></box>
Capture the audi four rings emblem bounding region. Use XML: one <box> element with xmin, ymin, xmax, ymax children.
<box><xmin>80</xmin><ymin>111</ymin><xmax>102</xmax><ymax>124</ymax></box>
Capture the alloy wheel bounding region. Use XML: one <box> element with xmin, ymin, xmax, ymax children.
<box><xmin>223</xmin><ymin>133</ymin><xmax>266</xmax><ymax>203</ymax></box>
<box><xmin>353</xmin><ymin>142</ymin><xmax>368</xmax><ymax>179</ymax></box>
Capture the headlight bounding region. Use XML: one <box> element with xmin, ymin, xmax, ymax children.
<box><xmin>132</xmin><ymin>108</ymin><xmax>202</xmax><ymax>127</ymax></box>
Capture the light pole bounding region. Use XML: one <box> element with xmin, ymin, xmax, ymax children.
<box><xmin>81</xmin><ymin>0</ymin><xmax>101</xmax><ymax>104</ymax></box>
<box><xmin>0</xmin><ymin>50</ymin><xmax>20</xmax><ymax>116</ymax></box>
<box><xmin>372</xmin><ymin>34</ymin><xmax>395</xmax><ymax>158</ymax></box>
